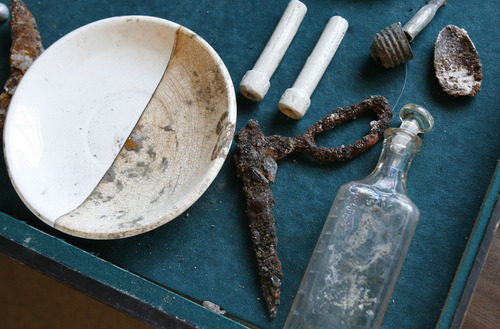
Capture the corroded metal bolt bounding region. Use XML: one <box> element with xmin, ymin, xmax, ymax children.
<box><xmin>371</xmin><ymin>0</ymin><xmax>448</xmax><ymax>68</ymax></box>
<box><xmin>278</xmin><ymin>16</ymin><xmax>348</xmax><ymax>119</ymax></box>
<box><xmin>239</xmin><ymin>0</ymin><xmax>307</xmax><ymax>102</ymax></box>
<box><xmin>0</xmin><ymin>3</ymin><xmax>9</xmax><ymax>23</ymax></box>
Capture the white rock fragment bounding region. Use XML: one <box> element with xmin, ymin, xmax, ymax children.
<box><xmin>203</xmin><ymin>301</ymin><xmax>227</xmax><ymax>315</ymax></box>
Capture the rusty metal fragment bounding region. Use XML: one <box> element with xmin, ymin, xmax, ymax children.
<box><xmin>371</xmin><ymin>22</ymin><xmax>413</xmax><ymax>69</ymax></box>
<box><xmin>234</xmin><ymin>95</ymin><xmax>392</xmax><ymax>318</ymax></box>
<box><xmin>371</xmin><ymin>0</ymin><xmax>448</xmax><ymax>68</ymax></box>
<box><xmin>0</xmin><ymin>0</ymin><xmax>44</xmax><ymax>131</ymax></box>
<box><xmin>434</xmin><ymin>24</ymin><xmax>482</xmax><ymax>96</ymax></box>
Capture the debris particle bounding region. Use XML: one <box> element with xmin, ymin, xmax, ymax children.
<box><xmin>203</xmin><ymin>301</ymin><xmax>226</xmax><ymax>315</ymax></box>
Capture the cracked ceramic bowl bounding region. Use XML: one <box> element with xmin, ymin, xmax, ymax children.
<box><xmin>3</xmin><ymin>16</ymin><xmax>236</xmax><ymax>239</ymax></box>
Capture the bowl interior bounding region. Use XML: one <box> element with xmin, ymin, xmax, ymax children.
<box><xmin>3</xmin><ymin>16</ymin><xmax>236</xmax><ymax>239</ymax></box>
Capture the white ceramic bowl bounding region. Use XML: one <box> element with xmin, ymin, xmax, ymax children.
<box><xmin>3</xmin><ymin>16</ymin><xmax>236</xmax><ymax>239</ymax></box>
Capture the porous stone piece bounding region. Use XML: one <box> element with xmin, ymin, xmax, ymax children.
<box><xmin>434</xmin><ymin>24</ymin><xmax>482</xmax><ymax>96</ymax></box>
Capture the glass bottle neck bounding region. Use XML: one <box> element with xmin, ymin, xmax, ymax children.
<box><xmin>364</xmin><ymin>128</ymin><xmax>422</xmax><ymax>194</ymax></box>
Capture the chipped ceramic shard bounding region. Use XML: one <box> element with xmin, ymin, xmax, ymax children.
<box><xmin>234</xmin><ymin>96</ymin><xmax>392</xmax><ymax>318</ymax></box>
<box><xmin>0</xmin><ymin>0</ymin><xmax>44</xmax><ymax>131</ymax></box>
<box><xmin>4</xmin><ymin>16</ymin><xmax>236</xmax><ymax>239</ymax></box>
<box><xmin>434</xmin><ymin>25</ymin><xmax>482</xmax><ymax>96</ymax></box>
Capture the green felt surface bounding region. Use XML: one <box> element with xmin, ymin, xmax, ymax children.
<box><xmin>1</xmin><ymin>1</ymin><xmax>499</xmax><ymax>328</ymax></box>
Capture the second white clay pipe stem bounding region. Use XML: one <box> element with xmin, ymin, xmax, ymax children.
<box><xmin>279</xmin><ymin>16</ymin><xmax>348</xmax><ymax>119</ymax></box>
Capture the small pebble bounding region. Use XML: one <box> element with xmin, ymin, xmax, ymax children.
<box><xmin>202</xmin><ymin>301</ymin><xmax>226</xmax><ymax>315</ymax></box>
<box><xmin>0</xmin><ymin>3</ymin><xmax>9</xmax><ymax>23</ymax></box>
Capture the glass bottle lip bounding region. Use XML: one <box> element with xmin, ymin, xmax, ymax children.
<box><xmin>383</xmin><ymin>127</ymin><xmax>422</xmax><ymax>148</ymax></box>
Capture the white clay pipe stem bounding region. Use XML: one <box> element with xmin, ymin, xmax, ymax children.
<box><xmin>278</xmin><ymin>16</ymin><xmax>348</xmax><ymax>119</ymax></box>
<box><xmin>239</xmin><ymin>0</ymin><xmax>307</xmax><ymax>102</ymax></box>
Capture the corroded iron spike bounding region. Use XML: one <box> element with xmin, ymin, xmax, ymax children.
<box><xmin>0</xmin><ymin>0</ymin><xmax>44</xmax><ymax>131</ymax></box>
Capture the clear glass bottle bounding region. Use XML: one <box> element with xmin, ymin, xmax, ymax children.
<box><xmin>284</xmin><ymin>104</ymin><xmax>434</xmax><ymax>329</ymax></box>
